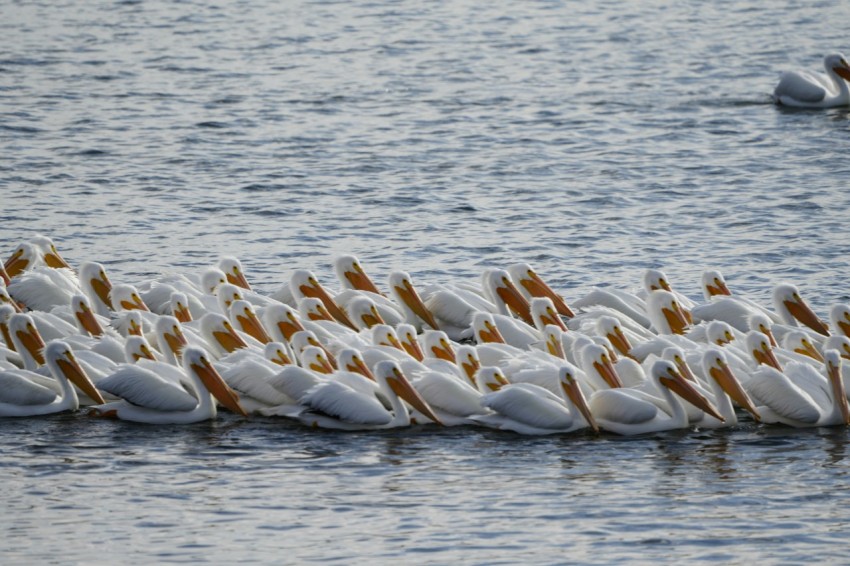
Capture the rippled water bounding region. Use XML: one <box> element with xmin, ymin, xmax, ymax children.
<box><xmin>3</xmin><ymin>0</ymin><xmax>850</xmax><ymax>562</ymax></box>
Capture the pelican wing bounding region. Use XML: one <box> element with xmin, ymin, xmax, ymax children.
<box><xmin>414</xmin><ymin>371</ymin><xmax>483</xmax><ymax>416</ymax></box>
<box><xmin>480</xmin><ymin>384</ymin><xmax>573</xmax><ymax>429</ymax></box>
<box><xmin>748</xmin><ymin>367</ymin><xmax>820</xmax><ymax>424</ymax></box>
<box><xmin>219</xmin><ymin>359</ymin><xmax>293</xmax><ymax>405</ymax></box>
<box><xmin>424</xmin><ymin>290</ymin><xmax>476</xmax><ymax>328</ymax></box>
<box><xmin>98</xmin><ymin>366</ymin><xmax>198</xmax><ymax>412</ymax></box>
<box><xmin>267</xmin><ymin>366</ymin><xmax>325</xmax><ymax>402</ymax></box>
<box><xmin>590</xmin><ymin>389</ymin><xmax>658</xmax><ymax>424</ymax></box>
<box><xmin>0</xmin><ymin>371</ymin><xmax>58</xmax><ymax>405</ymax></box>
<box><xmin>300</xmin><ymin>381</ymin><xmax>391</xmax><ymax>425</ymax></box>
<box><xmin>775</xmin><ymin>71</ymin><xmax>827</xmax><ymax>104</ymax></box>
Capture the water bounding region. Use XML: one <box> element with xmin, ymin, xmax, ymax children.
<box><xmin>2</xmin><ymin>0</ymin><xmax>850</xmax><ymax>562</ymax></box>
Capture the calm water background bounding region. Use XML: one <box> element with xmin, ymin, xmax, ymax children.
<box><xmin>3</xmin><ymin>0</ymin><xmax>850</xmax><ymax>562</ymax></box>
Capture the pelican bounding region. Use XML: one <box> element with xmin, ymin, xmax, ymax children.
<box><xmin>590</xmin><ymin>360</ymin><xmax>724</xmax><ymax>436</ymax></box>
<box><xmin>218</xmin><ymin>256</ymin><xmax>253</xmax><ymax>291</ymax></box>
<box><xmin>387</xmin><ymin>271</ymin><xmax>442</xmax><ymax>332</ymax></box>
<box><xmin>693</xmin><ymin>349</ymin><xmax>761</xmax><ymax>428</ymax></box>
<box><xmin>295</xmin><ymin>360</ymin><xmax>442</xmax><ymax>430</ymax></box>
<box><xmin>481</xmin><ymin>268</ymin><xmax>533</xmax><ymax>326</ymax></box>
<box><xmin>91</xmin><ymin>346</ymin><xmax>248</xmax><ymax>423</ymax></box>
<box><xmin>0</xmin><ymin>341</ymin><xmax>105</xmax><ymax>417</ymax></box>
<box><xmin>290</xmin><ymin>270</ymin><xmax>356</xmax><ymax>330</ymax></box>
<box><xmin>473</xmin><ymin>366</ymin><xmax>598</xmax><ymax>435</ymax></box>
<box><xmin>748</xmin><ymin>350</ymin><xmax>850</xmax><ymax>427</ymax></box>
<box><xmin>774</xmin><ymin>53</ymin><xmax>850</xmax><ymax>108</ymax></box>
<box><xmin>334</xmin><ymin>255</ymin><xmax>384</xmax><ymax>296</ymax></box>
<box><xmin>7</xmin><ymin>266</ymin><xmax>79</xmax><ymax>312</ymax></box>
<box><xmin>507</xmin><ymin>263</ymin><xmax>575</xmax><ymax>318</ymax></box>
<box><xmin>829</xmin><ymin>304</ymin><xmax>850</xmax><ymax>338</ymax></box>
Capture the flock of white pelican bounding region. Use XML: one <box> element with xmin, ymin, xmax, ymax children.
<box><xmin>2</xmin><ymin>235</ymin><xmax>849</xmax><ymax>436</ymax></box>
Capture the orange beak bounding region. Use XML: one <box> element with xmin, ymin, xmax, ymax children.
<box><xmin>235</xmin><ymin>308</ymin><xmax>272</xmax><ymax>344</ymax></box>
<box><xmin>75</xmin><ymin>303</ymin><xmax>104</xmax><ymax>337</ymax></box>
<box><xmin>58</xmin><ymin>350</ymin><xmax>106</xmax><ymax>405</ymax></box>
<box><xmin>173</xmin><ymin>302</ymin><xmax>193</xmax><ymax>323</ymax></box>
<box><xmin>431</xmin><ymin>338</ymin><xmax>456</xmax><ymax>363</ymax></box>
<box><xmin>784</xmin><ymin>298</ymin><xmax>830</xmax><ymax>336</ymax></box>
<box><xmin>709</xmin><ymin>361</ymin><xmax>760</xmax><ymax>421</ymax></box>
<box><xmin>477</xmin><ymin>320</ymin><xmax>506</xmax><ymax>344</ymax></box>
<box><xmin>827</xmin><ymin>357</ymin><xmax>850</xmax><ymax>425</ymax></box>
<box><xmin>660</xmin><ymin>368</ymin><xmax>725</xmax><ymax>423</ymax></box>
<box><xmin>394</xmin><ymin>279</ymin><xmax>440</xmax><ymax>331</ymax></box>
<box><xmin>593</xmin><ymin>356</ymin><xmax>623</xmax><ymax>389</ymax></box>
<box><xmin>3</xmin><ymin>249</ymin><xmax>29</xmax><ymax>278</ymax></box>
<box><xmin>344</xmin><ymin>263</ymin><xmax>384</xmax><ymax>296</ymax></box>
<box><xmin>360</xmin><ymin>306</ymin><xmax>386</xmax><ymax>329</ymax></box>
<box><xmin>192</xmin><ymin>358</ymin><xmax>248</xmax><ymax>416</ymax></box>
<box><xmin>212</xmin><ymin>323</ymin><xmax>249</xmax><ymax>353</ymax></box>
<box><xmin>91</xmin><ymin>273</ymin><xmax>114</xmax><ymax>311</ymax></box>
<box><xmin>299</xmin><ymin>280</ymin><xmax>357</xmax><ymax>330</ymax></box>
<box><xmin>0</xmin><ymin>262</ymin><xmax>10</xmax><ymax>285</ymax></box>
<box><xmin>662</xmin><ymin>305</ymin><xmax>689</xmax><ymax>335</ymax></box>
<box><xmin>400</xmin><ymin>333</ymin><xmax>425</xmax><ymax>362</ymax></box>
<box><xmin>753</xmin><ymin>343</ymin><xmax>783</xmax><ymax>372</ymax></box>
<box><xmin>276</xmin><ymin>314</ymin><xmax>306</xmax><ymax>342</ymax></box>
<box><xmin>43</xmin><ymin>245</ymin><xmax>72</xmax><ymax>270</ymax></box>
<box><xmin>706</xmin><ymin>279</ymin><xmax>731</xmax><ymax>297</ymax></box>
<box><xmin>496</xmin><ymin>277</ymin><xmax>534</xmax><ymax>326</ymax></box>
<box><xmin>387</xmin><ymin>367</ymin><xmax>443</xmax><ymax>425</ymax></box>
<box><xmin>344</xmin><ymin>354</ymin><xmax>376</xmax><ymax>381</ymax></box>
<box><xmin>17</xmin><ymin>324</ymin><xmax>46</xmax><ymax>366</ymax></box>
<box><xmin>607</xmin><ymin>326</ymin><xmax>633</xmax><ymax>358</ymax></box>
<box><xmin>519</xmin><ymin>270</ymin><xmax>575</xmax><ymax>318</ymax></box>
<box><xmin>561</xmin><ymin>375</ymin><xmax>598</xmax><ymax>433</ymax></box>
<box><xmin>226</xmin><ymin>268</ymin><xmax>252</xmax><ymax>291</ymax></box>
<box><xmin>459</xmin><ymin>354</ymin><xmax>480</xmax><ymax>386</ymax></box>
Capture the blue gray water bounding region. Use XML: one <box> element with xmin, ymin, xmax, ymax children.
<box><xmin>3</xmin><ymin>0</ymin><xmax>850</xmax><ymax>562</ymax></box>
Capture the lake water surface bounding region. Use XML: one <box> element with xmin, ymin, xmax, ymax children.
<box><xmin>3</xmin><ymin>0</ymin><xmax>850</xmax><ymax>562</ymax></box>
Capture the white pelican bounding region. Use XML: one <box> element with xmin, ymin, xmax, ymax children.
<box><xmin>91</xmin><ymin>346</ymin><xmax>248</xmax><ymax>423</ymax></box>
<box><xmin>228</xmin><ymin>299</ymin><xmax>273</xmax><ymax>344</ymax></box>
<box><xmin>387</xmin><ymin>271</ymin><xmax>442</xmax><ymax>332</ymax></box>
<box><xmin>290</xmin><ymin>270</ymin><xmax>356</xmax><ymax>330</ymax></box>
<box><xmin>334</xmin><ymin>255</ymin><xmax>384</xmax><ymax>296</ymax></box>
<box><xmin>295</xmin><ymin>360</ymin><xmax>442</xmax><ymax>430</ymax></box>
<box><xmin>700</xmin><ymin>270</ymin><xmax>732</xmax><ymax>300</ymax></box>
<box><xmin>829</xmin><ymin>304</ymin><xmax>850</xmax><ymax>338</ymax></box>
<box><xmin>507</xmin><ymin>263</ymin><xmax>575</xmax><ymax>318</ymax></box>
<box><xmin>693</xmin><ymin>349</ymin><xmax>762</xmax><ymax>428</ymax></box>
<box><xmin>481</xmin><ymin>268</ymin><xmax>533</xmax><ymax>326</ymax></box>
<box><xmin>78</xmin><ymin>262</ymin><xmax>114</xmax><ymax>316</ymax></box>
<box><xmin>748</xmin><ymin>350</ymin><xmax>849</xmax><ymax>427</ymax></box>
<box><xmin>7</xmin><ymin>266</ymin><xmax>79</xmax><ymax>312</ymax></box>
<box><xmin>473</xmin><ymin>366</ymin><xmax>598</xmax><ymax>435</ymax></box>
<box><xmin>0</xmin><ymin>341</ymin><xmax>105</xmax><ymax>417</ymax></box>
<box><xmin>774</xmin><ymin>53</ymin><xmax>850</xmax><ymax>108</ymax></box>
<box><xmin>590</xmin><ymin>360</ymin><xmax>724</xmax><ymax>436</ymax></box>
<box><xmin>218</xmin><ymin>256</ymin><xmax>253</xmax><ymax>291</ymax></box>
<box><xmin>8</xmin><ymin>313</ymin><xmax>47</xmax><ymax>371</ymax></box>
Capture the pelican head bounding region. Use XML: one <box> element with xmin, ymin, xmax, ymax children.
<box><xmin>472</xmin><ymin>312</ymin><xmax>506</xmax><ymax>345</ymax></box>
<box><xmin>183</xmin><ymin>346</ymin><xmax>248</xmax><ymax>417</ymax></box>
<box><xmin>826</xmin><ymin>53</ymin><xmax>850</xmax><ymax>82</ymax></box>
<box><xmin>170</xmin><ymin>292</ymin><xmax>192</xmax><ymax>323</ymax></box>
<box><xmin>263</xmin><ymin>303</ymin><xmax>305</xmax><ymax>343</ymax></box>
<box><xmin>200</xmin><ymin>267</ymin><xmax>228</xmax><ymax>294</ymax></box>
<box><xmin>646</xmin><ymin>290</ymin><xmax>689</xmax><ymax>335</ymax></box>
<box><xmin>482</xmin><ymin>268</ymin><xmax>532</xmax><ymax>324</ymax></box>
<box><xmin>374</xmin><ymin>360</ymin><xmax>442</xmax><ymax>425</ymax></box>
<box><xmin>824</xmin><ymin>349</ymin><xmax>850</xmax><ymax>425</ymax></box>
<box><xmin>290</xmin><ymin>269</ymin><xmax>355</xmax><ymax>330</ymax></box>
<box><xmin>346</xmin><ymin>296</ymin><xmax>385</xmax><ymax>330</ymax></box>
<box><xmin>706</xmin><ymin>320</ymin><xmax>736</xmax><ymax>346</ymax></box>
<box><xmin>747</xmin><ymin>312</ymin><xmax>777</xmax><ymax>347</ymax></box>
<box><xmin>530</xmin><ymin>297</ymin><xmax>567</xmax><ymax>332</ymax></box>
<box><xmin>824</xmin><ymin>335</ymin><xmax>850</xmax><ymax>361</ymax></box>
<box><xmin>782</xmin><ymin>331</ymin><xmax>824</xmax><ymax>363</ymax></box>
<box><xmin>396</xmin><ymin>323</ymin><xmax>424</xmax><ymax>361</ymax></box>
<box><xmin>228</xmin><ymin>299</ymin><xmax>271</xmax><ymax>344</ymax></box>
<box><xmin>71</xmin><ymin>293</ymin><xmax>104</xmax><ymax>337</ymax></box>
<box><xmin>660</xmin><ymin>346</ymin><xmax>697</xmax><ymax>383</ymax></box>
<box><xmin>264</xmin><ymin>341</ymin><xmax>293</xmax><ymax>366</ymax></box>
<box><xmin>421</xmin><ymin>330</ymin><xmax>455</xmax><ymax>363</ymax></box>
<box><xmin>124</xmin><ymin>335</ymin><xmax>158</xmax><ymax>363</ymax></box>
<box><xmin>334</xmin><ymin>255</ymin><xmax>382</xmax><ymax>295</ymax></box>
<box><xmin>701</xmin><ymin>269</ymin><xmax>731</xmax><ymax>300</ymax></box>
<box><xmin>337</xmin><ymin>348</ymin><xmax>375</xmax><ymax>381</ymax></box>
<box><xmin>701</xmin><ymin>348</ymin><xmax>760</xmax><ymax>421</ymax></box>
<box><xmin>595</xmin><ymin>316</ymin><xmax>633</xmax><ymax>358</ymax></box>
<box><xmin>156</xmin><ymin>315</ymin><xmax>191</xmax><ymax>362</ymax></box>
<box><xmin>557</xmin><ymin>366</ymin><xmax>598</xmax><ymax>433</ymax></box>
<box><xmin>643</xmin><ymin>269</ymin><xmax>672</xmax><ymax>293</ymax></box>
<box><xmin>507</xmin><ymin>263</ymin><xmax>575</xmax><ymax>318</ymax></box>
<box><xmin>745</xmin><ymin>330</ymin><xmax>783</xmax><ymax>371</ymax></box>
<box><xmin>580</xmin><ymin>343</ymin><xmax>623</xmax><ymax>389</ymax></box>
<box><xmin>298</xmin><ymin>297</ymin><xmax>333</xmax><ymax>322</ymax></box>
<box><xmin>475</xmin><ymin>366</ymin><xmax>509</xmax><ymax>393</ymax></box>
<box><xmin>0</xmin><ymin>304</ymin><xmax>15</xmax><ymax>349</ymax></box>
<box><xmin>455</xmin><ymin>345</ymin><xmax>481</xmax><ymax>386</ymax></box>
<box><xmin>199</xmin><ymin>312</ymin><xmax>248</xmax><ymax>355</ymax></box>
<box><xmin>773</xmin><ymin>283</ymin><xmax>829</xmax><ymax>336</ymax></box>
<box><xmin>299</xmin><ymin>345</ymin><xmax>334</xmax><ymax>374</ymax></box>
<box><xmin>31</xmin><ymin>235</ymin><xmax>72</xmax><ymax>270</ymax></box>
<box><xmin>372</xmin><ymin>324</ymin><xmax>403</xmax><ymax>350</ymax></box>
<box><xmin>652</xmin><ymin>360</ymin><xmax>724</xmax><ymax>423</ymax></box>
<box><xmin>45</xmin><ymin>340</ymin><xmax>105</xmax><ymax>404</ymax></box>
<box><xmin>9</xmin><ymin>312</ymin><xmax>46</xmax><ymax>367</ymax></box>
<box><xmin>542</xmin><ymin>324</ymin><xmax>566</xmax><ymax>359</ymax></box>
<box><xmin>110</xmin><ymin>284</ymin><xmax>149</xmax><ymax>312</ymax></box>
<box><xmin>4</xmin><ymin>242</ymin><xmax>38</xmax><ymax>278</ymax></box>
<box><xmin>79</xmin><ymin>261</ymin><xmax>114</xmax><ymax>313</ymax></box>
<box><xmin>829</xmin><ymin>304</ymin><xmax>850</xmax><ymax>339</ymax></box>
<box><xmin>217</xmin><ymin>256</ymin><xmax>251</xmax><ymax>291</ymax></box>
<box><xmin>388</xmin><ymin>270</ymin><xmax>440</xmax><ymax>331</ymax></box>
<box><xmin>216</xmin><ymin>282</ymin><xmax>244</xmax><ymax>312</ymax></box>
